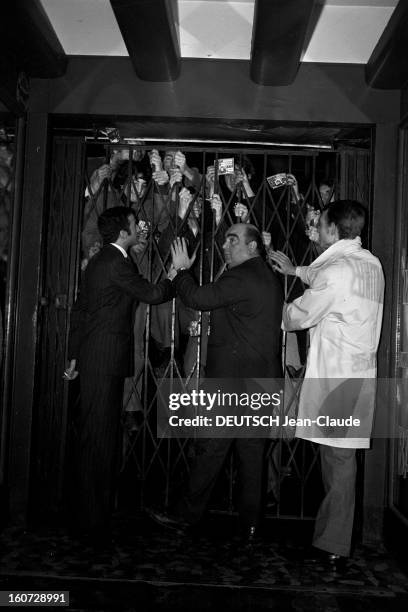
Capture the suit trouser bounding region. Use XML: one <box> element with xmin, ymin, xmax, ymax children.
<box><xmin>313</xmin><ymin>445</ymin><xmax>357</xmax><ymax>557</ymax></box>
<box><xmin>123</xmin><ymin>303</ymin><xmax>147</xmax><ymax>413</ymax></box>
<box><xmin>175</xmin><ymin>437</ymin><xmax>265</xmax><ymax>527</ymax></box>
<box><xmin>75</xmin><ymin>369</ymin><xmax>124</xmax><ymax>534</ymax></box>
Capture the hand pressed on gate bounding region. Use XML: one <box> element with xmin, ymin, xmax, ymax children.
<box><xmin>171</xmin><ymin>237</ymin><xmax>196</xmax><ymax>272</ymax></box>
<box><xmin>268</xmin><ymin>250</ymin><xmax>296</xmax><ymax>275</ymax></box>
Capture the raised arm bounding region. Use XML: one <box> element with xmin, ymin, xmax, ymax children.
<box><xmin>175</xmin><ymin>269</ymin><xmax>245</xmax><ymax>311</ymax></box>
<box><xmin>112</xmin><ymin>257</ymin><xmax>174</xmax><ymax>304</ymax></box>
<box><xmin>282</xmin><ymin>268</ymin><xmax>339</xmax><ymax>331</ymax></box>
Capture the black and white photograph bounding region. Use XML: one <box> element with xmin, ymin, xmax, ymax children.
<box><xmin>0</xmin><ymin>1</ymin><xmax>407</xmax><ymax>610</ymax></box>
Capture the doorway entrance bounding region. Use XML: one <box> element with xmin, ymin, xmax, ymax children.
<box><xmin>30</xmin><ymin>133</ymin><xmax>373</xmax><ymax>523</ymax></box>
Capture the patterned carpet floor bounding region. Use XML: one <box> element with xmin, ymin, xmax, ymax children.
<box><xmin>0</xmin><ymin>516</ymin><xmax>407</xmax><ymax>611</ymax></box>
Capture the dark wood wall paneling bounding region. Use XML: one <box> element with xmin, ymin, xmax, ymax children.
<box><xmin>401</xmin><ymin>85</ymin><xmax>408</xmax><ymax>125</ymax></box>
<box><xmin>7</xmin><ymin>113</ymin><xmax>49</xmax><ymax>523</ymax></box>
<box><xmin>363</xmin><ymin>124</ymin><xmax>399</xmax><ymax>544</ymax></box>
<box><xmin>381</xmin><ymin>28</ymin><xmax>408</xmax><ymax>551</ymax></box>
<box><xmin>383</xmin><ymin>117</ymin><xmax>408</xmax><ymax>554</ymax></box>
<box><xmin>0</xmin><ymin>0</ymin><xmax>67</xmax><ymax>115</ymax></box>
<box><xmin>0</xmin><ymin>54</ymin><xmax>24</xmax><ymax>117</ymax></box>
<box><xmin>29</xmin><ymin>59</ymin><xmax>399</xmax><ymax>125</ymax></box>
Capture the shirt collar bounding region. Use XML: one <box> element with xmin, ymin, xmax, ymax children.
<box><xmin>311</xmin><ymin>237</ymin><xmax>362</xmax><ymax>268</ymax></box>
<box><xmin>110</xmin><ymin>243</ymin><xmax>128</xmax><ymax>258</ymax></box>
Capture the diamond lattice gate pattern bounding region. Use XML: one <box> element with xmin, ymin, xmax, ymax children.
<box><xmin>34</xmin><ymin>138</ymin><xmax>84</xmax><ymax>518</ymax></box>
<box><xmin>34</xmin><ymin>139</ymin><xmax>372</xmax><ymax>521</ymax></box>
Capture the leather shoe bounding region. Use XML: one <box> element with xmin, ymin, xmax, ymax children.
<box><xmin>265</xmin><ymin>491</ymin><xmax>278</xmax><ymax>511</ymax></box>
<box><xmin>246</xmin><ymin>525</ymin><xmax>257</xmax><ymax>543</ymax></box>
<box><xmin>239</xmin><ymin>525</ymin><xmax>258</xmax><ymax>548</ymax></box>
<box><xmin>146</xmin><ymin>507</ymin><xmax>190</xmax><ymax>533</ymax></box>
<box><xmin>303</xmin><ymin>546</ymin><xmax>348</xmax><ymax>571</ymax></box>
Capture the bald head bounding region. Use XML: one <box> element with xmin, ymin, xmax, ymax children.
<box><xmin>243</xmin><ymin>224</ymin><xmax>266</xmax><ymax>257</ymax></box>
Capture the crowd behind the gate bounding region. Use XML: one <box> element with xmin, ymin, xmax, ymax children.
<box><xmin>81</xmin><ymin>144</ymin><xmax>334</xmax><ymax>395</ymax></box>
<box><xmin>64</xmin><ymin>142</ymin><xmax>384</xmax><ymax>573</ymax></box>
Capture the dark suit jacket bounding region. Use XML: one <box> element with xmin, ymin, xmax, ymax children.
<box><xmin>174</xmin><ymin>257</ymin><xmax>283</xmax><ymax>378</ymax></box>
<box><xmin>69</xmin><ymin>244</ymin><xmax>173</xmax><ymax>377</ymax></box>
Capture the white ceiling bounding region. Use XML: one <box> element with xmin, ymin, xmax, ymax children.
<box><xmin>40</xmin><ymin>0</ymin><xmax>398</xmax><ymax>64</ymax></box>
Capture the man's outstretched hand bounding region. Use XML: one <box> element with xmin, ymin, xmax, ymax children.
<box><xmin>268</xmin><ymin>251</ymin><xmax>296</xmax><ymax>275</ymax></box>
<box><xmin>171</xmin><ymin>237</ymin><xmax>196</xmax><ymax>271</ymax></box>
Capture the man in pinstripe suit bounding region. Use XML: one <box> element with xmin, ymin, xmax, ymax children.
<box><xmin>66</xmin><ymin>206</ymin><xmax>173</xmax><ymax>543</ymax></box>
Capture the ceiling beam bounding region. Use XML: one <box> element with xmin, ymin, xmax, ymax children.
<box><xmin>250</xmin><ymin>0</ymin><xmax>317</xmax><ymax>86</ymax></box>
<box><xmin>0</xmin><ymin>0</ymin><xmax>67</xmax><ymax>79</ymax></box>
<box><xmin>365</xmin><ymin>0</ymin><xmax>408</xmax><ymax>89</ymax></box>
<box><xmin>110</xmin><ymin>0</ymin><xmax>180</xmax><ymax>82</ymax></box>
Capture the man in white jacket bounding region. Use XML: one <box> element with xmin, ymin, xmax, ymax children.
<box><xmin>270</xmin><ymin>200</ymin><xmax>384</xmax><ymax>567</ymax></box>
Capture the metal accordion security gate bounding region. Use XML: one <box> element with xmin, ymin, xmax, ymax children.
<box><xmin>33</xmin><ymin>136</ymin><xmax>372</xmax><ymax>521</ymax></box>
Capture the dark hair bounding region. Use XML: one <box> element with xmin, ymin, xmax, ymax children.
<box><xmin>238</xmin><ymin>155</ymin><xmax>255</xmax><ymax>178</ymax></box>
<box><xmin>97</xmin><ymin>206</ymin><xmax>135</xmax><ymax>244</ymax></box>
<box><xmin>244</xmin><ymin>224</ymin><xmax>266</xmax><ymax>260</ymax></box>
<box><xmin>319</xmin><ymin>177</ymin><xmax>335</xmax><ymax>189</ymax></box>
<box><xmin>112</xmin><ymin>159</ymin><xmax>151</xmax><ymax>191</ymax></box>
<box><xmin>186</xmin><ymin>185</ymin><xmax>199</xmax><ymax>196</ymax></box>
<box><xmin>324</xmin><ymin>200</ymin><xmax>366</xmax><ymax>239</ymax></box>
